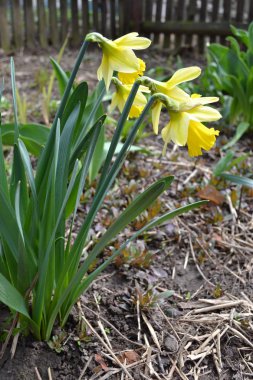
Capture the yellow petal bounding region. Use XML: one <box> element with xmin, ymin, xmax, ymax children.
<box><xmin>162</xmin><ymin>112</ymin><xmax>189</xmax><ymax>146</ymax></box>
<box><xmin>109</xmin><ymin>93</ymin><xmax>120</xmax><ymax>113</ymax></box>
<box><xmin>133</xmin><ymin>91</ymin><xmax>148</xmax><ymax>107</ymax></box>
<box><xmin>97</xmin><ymin>54</ymin><xmax>113</xmax><ymax>91</ymax></box>
<box><xmin>187</xmin><ymin>96</ymin><xmax>219</xmax><ymax>108</ymax></box>
<box><xmin>166</xmin><ymin>86</ymin><xmax>190</xmax><ymax>102</ymax></box>
<box><xmin>152</xmin><ymin>102</ymin><xmax>162</xmax><ymax>134</ymax></box>
<box><xmin>188</xmin><ymin>105</ymin><xmax>222</xmax><ymax>122</ymax></box>
<box><xmin>114</xmin><ymin>33</ymin><xmax>151</xmax><ymax>49</ymax></box>
<box><xmin>107</xmin><ymin>46</ymin><xmax>139</xmax><ymax>72</ymax></box>
<box><xmin>187</xmin><ymin>120</ymin><xmax>220</xmax><ymax>157</ymax></box>
<box><xmin>167</xmin><ymin>67</ymin><xmax>201</xmax><ymax>89</ymax></box>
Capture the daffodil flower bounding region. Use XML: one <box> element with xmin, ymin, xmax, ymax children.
<box><xmin>118</xmin><ymin>58</ymin><xmax>146</xmax><ymax>84</ymax></box>
<box><xmin>86</xmin><ymin>32</ymin><xmax>151</xmax><ymax>90</ymax></box>
<box><xmin>140</xmin><ymin>67</ymin><xmax>201</xmax><ymax>134</ymax></box>
<box><xmin>161</xmin><ymin>95</ymin><xmax>221</xmax><ymax>157</ymax></box>
<box><xmin>110</xmin><ymin>78</ymin><xmax>149</xmax><ymax>119</ymax></box>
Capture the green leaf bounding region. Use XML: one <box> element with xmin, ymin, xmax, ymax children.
<box><xmin>0</xmin><ymin>274</ymin><xmax>30</xmax><ymax>318</ymax></box>
<box><xmin>230</xmin><ymin>25</ymin><xmax>249</xmax><ymax>47</ymax></box>
<box><xmin>61</xmin><ymin>81</ymin><xmax>88</xmax><ymax>135</ymax></box>
<box><xmin>18</xmin><ymin>139</ymin><xmax>37</xmax><ymax>203</ymax></box>
<box><xmin>222</xmin><ymin>122</ymin><xmax>249</xmax><ymax>150</ymax></box>
<box><xmin>0</xmin><ymin>187</ymin><xmax>20</xmax><ymax>261</ymax></box>
<box><xmin>89</xmin><ymin>124</ymin><xmax>105</xmax><ymax>183</ymax></box>
<box><xmin>1</xmin><ymin>123</ymin><xmax>49</xmax><ymax>156</ymax></box>
<box><xmin>213</xmin><ymin>151</ymin><xmax>234</xmax><ymax>177</ymax></box>
<box><xmin>221</xmin><ymin>173</ymin><xmax>253</xmax><ymax>188</ymax></box>
<box><xmin>10</xmin><ymin>58</ymin><xmax>19</xmax><ymax>142</ymax></box>
<box><xmin>50</xmin><ymin>57</ymin><xmax>70</xmax><ymax>97</ymax></box>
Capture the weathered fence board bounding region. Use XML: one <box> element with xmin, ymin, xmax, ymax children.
<box><xmin>37</xmin><ymin>0</ymin><xmax>47</xmax><ymax>49</ymax></box>
<box><xmin>0</xmin><ymin>0</ymin><xmax>252</xmax><ymax>53</ymax></box>
<box><xmin>0</xmin><ymin>0</ymin><xmax>10</xmax><ymax>52</ymax></box>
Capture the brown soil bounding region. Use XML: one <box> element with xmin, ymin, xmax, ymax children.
<box><xmin>0</xmin><ymin>48</ymin><xmax>252</xmax><ymax>380</ymax></box>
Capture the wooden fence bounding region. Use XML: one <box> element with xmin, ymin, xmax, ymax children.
<box><xmin>0</xmin><ymin>0</ymin><xmax>252</xmax><ymax>53</ymax></box>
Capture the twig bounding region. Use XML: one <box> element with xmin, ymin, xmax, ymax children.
<box><xmin>141</xmin><ymin>312</ymin><xmax>161</xmax><ymax>351</ymax></box>
<box><xmin>81</xmin><ymin>315</ymin><xmax>135</xmax><ymax>380</ymax></box>
<box><xmin>34</xmin><ymin>367</ymin><xmax>43</xmax><ymax>380</ymax></box>
<box><xmin>82</xmin><ymin>305</ymin><xmax>143</xmax><ymax>347</ymax></box>
<box><xmin>228</xmin><ymin>326</ymin><xmax>253</xmax><ymax>349</ymax></box>
<box><xmin>78</xmin><ymin>356</ymin><xmax>93</xmax><ymax>380</ymax></box>
<box><xmin>158</xmin><ymin>305</ymin><xmax>180</xmax><ymax>340</ymax></box>
<box><xmin>0</xmin><ymin>313</ymin><xmax>19</xmax><ymax>360</ymax></box>
<box><xmin>48</xmin><ymin>367</ymin><xmax>53</xmax><ymax>380</ymax></box>
<box><xmin>98</xmin><ymin>320</ymin><xmax>112</xmax><ymax>350</ymax></box>
<box><xmin>189</xmin><ymin>235</ymin><xmax>215</xmax><ymax>287</ymax></box>
<box><xmin>190</xmin><ymin>300</ymin><xmax>245</xmax><ymax>314</ymax></box>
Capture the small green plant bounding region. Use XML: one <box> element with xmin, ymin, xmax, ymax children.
<box><xmin>0</xmin><ymin>32</ymin><xmax>219</xmax><ymax>342</ymax></box>
<box><xmin>133</xmin><ymin>284</ymin><xmax>174</xmax><ymax>310</ymax></box>
<box><xmin>206</xmin><ymin>22</ymin><xmax>253</xmax><ymax>144</ymax></box>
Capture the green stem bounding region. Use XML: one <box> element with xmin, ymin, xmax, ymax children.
<box><xmin>98</xmin><ymin>80</ymin><xmax>141</xmax><ymax>186</ymax></box>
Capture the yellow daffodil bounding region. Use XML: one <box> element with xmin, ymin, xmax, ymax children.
<box><xmin>161</xmin><ymin>95</ymin><xmax>221</xmax><ymax>157</ymax></box>
<box><xmin>86</xmin><ymin>32</ymin><xmax>151</xmax><ymax>90</ymax></box>
<box><xmin>118</xmin><ymin>58</ymin><xmax>146</xmax><ymax>84</ymax></box>
<box><xmin>110</xmin><ymin>78</ymin><xmax>149</xmax><ymax>119</ymax></box>
<box><xmin>148</xmin><ymin>67</ymin><xmax>201</xmax><ymax>134</ymax></box>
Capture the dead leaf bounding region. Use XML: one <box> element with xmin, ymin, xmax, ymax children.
<box><xmin>118</xmin><ymin>350</ymin><xmax>140</xmax><ymax>364</ymax></box>
<box><xmin>197</xmin><ymin>185</ymin><xmax>225</xmax><ymax>205</ymax></box>
<box><xmin>94</xmin><ymin>354</ymin><xmax>108</xmax><ymax>371</ymax></box>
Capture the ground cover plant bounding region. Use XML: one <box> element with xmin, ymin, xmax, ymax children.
<box><xmin>0</xmin><ymin>33</ymin><xmax>252</xmax><ymax>380</ymax></box>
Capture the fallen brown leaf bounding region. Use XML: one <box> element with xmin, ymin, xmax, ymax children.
<box><xmin>94</xmin><ymin>353</ymin><xmax>109</xmax><ymax>371</ymax></box>
<box><xmin>198</xmin><ymin>185</ymin><xmax>225</xmax><ymax>205</ymax></box>
<box><xmin>118</xmin><ymin>350</ymin><xmax>140</xmax><ymax>364</ymax></box>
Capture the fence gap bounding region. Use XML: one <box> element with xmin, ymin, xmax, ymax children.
<box><xmin>164</xmin><ymin>0</ymin><xmax>173</xmax><ymax>48</ymax></box>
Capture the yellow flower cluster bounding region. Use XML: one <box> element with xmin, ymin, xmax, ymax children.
<box><xmin>86</xmin><ymin>32</ymin><xmax>222</xmax><ymax>157</ymax></box>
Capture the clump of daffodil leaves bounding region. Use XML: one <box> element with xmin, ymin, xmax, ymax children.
<box><xmin>86</xmin><ymin>32</ymin><xmax>221</xmax><ymax>157</ymax></box>
<box><xmin>0</xmin><ymin>32</ymin><xmax>217</xmax><ymax>342</ymax></box>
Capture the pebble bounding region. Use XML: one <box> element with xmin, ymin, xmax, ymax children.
<box><xmin>164</xmin><ymin>334</ymin><xmax>178</xmax><ymax>353</ymax></box>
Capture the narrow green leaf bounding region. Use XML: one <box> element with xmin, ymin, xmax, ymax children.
<box><xmin>0</xmin><ymin>188</ymin><xmax>20</xmax><ymax>260</ymax></box>
<box><xmin>0</xmin><ymin>273</ymin><xmax>30</xmax><ymax>318</ymax></box>
<box><xmin>18</xmin><ymin>139</ymin><xmax>37</xmax><ymax>203</ymax></box>
<box><xmin>213</xmin><ymin>151</ymin><xmax>234</xmax><ymax>177</ymax></box>
<box><xmin>221</xmin><ymin>173</ymin><xmax>253</xmax><ymax>188</ymax></box>
<box><xmin>61</xmin><ymin>82</ymin><xmax>88</xmax><ymax>132</ymax></box>
<box><xmin>50</xmin><ymin>57</ymin><xmax>71</xmax><ymax>97</ymax></box>
<box><xmin>222</xmin><ymin>122</ymin><xmax>249</xmax><ymax>150</ymax></box>
<box><xmin>89</xmin><ymin>124</ymin><xmax>105</xmax><ymax>183</ymax></box>
<box><xmin>10</xmin><ymin>58</ymin><xmax>19</xmax><ymax>142</ymax></box>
